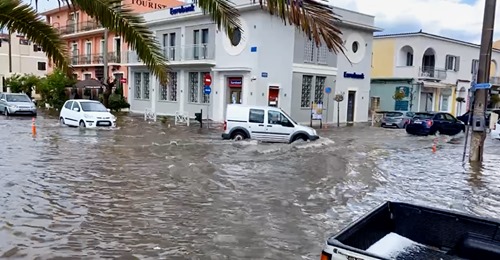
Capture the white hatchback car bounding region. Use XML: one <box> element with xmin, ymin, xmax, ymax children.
<box><xmin>491</xmin><ymin>119</ymin><xmax>500</xmax><ymax>140</ymax></box>
<box><xmin>60</xmin><ymin>99</ymin><xmax>116</xmax><ymax>128</ymax></box>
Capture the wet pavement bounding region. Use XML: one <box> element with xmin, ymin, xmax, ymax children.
<box><xmin>0</xmin><ymin>111</ymin><xmax>499</xmax><ymax>259</ymax></box>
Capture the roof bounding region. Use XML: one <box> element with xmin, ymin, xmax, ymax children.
<box><xmin>374</xmin><ymin>31</ymin><xmax>500</xmax><ymax>51</ymax></box>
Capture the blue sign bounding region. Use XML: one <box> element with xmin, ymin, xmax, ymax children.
<box><xmin>472</xmin><ymin>83</ymin><xmax>492</xmax><ymax>90</ymax></box>
<box><xmin>325</xmin><ymin>87</ymin><xmax>332</xmax><ymax>94</ymax></box>
<box><xmin>343</xmin><ymin>72</ymin><xmax>365</xmax><ymax>79</ymax></box>
<box><xmin>203</xmin><ymin>85</ymin><xmax>212</xmax><ymax>95</ymax></box>
<box><xmin>170</xmin><ymin>4</ymin><xmax>195</xmax><ymax>15</ymax></box>
<box><xmin>250</xmin><ymin>46</ymin><xmax>257</xmax><ymax>52</ymax></box>
<box><xmin>261</xmin><ymin>72</ymin><xmax>268</xmax><ymax>78</ymax></box>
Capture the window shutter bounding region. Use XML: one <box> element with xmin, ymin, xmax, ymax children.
<box><xmin>454</xmin><ymin>56</ymin><xmax>460</xmax><ymax>72</ymax></box>
<box><xmin>445</xmin><ymin>55</ymin><xmax>450</xmax><ymax>69</ymax></box>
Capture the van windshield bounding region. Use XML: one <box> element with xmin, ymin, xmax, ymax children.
<box><xmin>280</xmin><ymin>109</ymin><xmax>297</xmax><ymax>125</ymax></box>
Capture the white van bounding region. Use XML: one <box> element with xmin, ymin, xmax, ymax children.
<box><xmin>221</xmin><ymin>104</ymin><xmax>319</xmax><ymax>143</ymax></box>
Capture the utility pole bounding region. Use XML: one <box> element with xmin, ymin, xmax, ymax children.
<box><xmin>470</xmin><ymin>0</ymin><xmax>496</xmax><ymax>162</ymax></box>
<box><xmin>8</xmin><ymin>29</ymin><xmax>12</xmax><ymax>73</ymax></box>
<box><xmin>103</xmin><ymin>28</ymin><xmax>109</xmax><ymax>82</ymax></box>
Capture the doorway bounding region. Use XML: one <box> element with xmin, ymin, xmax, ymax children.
<box><xmin>347</xmin><ymin>90</ymin><xmax>356</xmax><ymax>122</ymax></box>
<box><xmin>227</xmin><ymin>77</ymin><xmax>243</xmax><ymax>104</ymax></box>
<box><xmin>420</xmin><ymin>92</ymin><xmax>433</xmax><ymax>112</ymax></box>
<box><xmin>268</xmin><ymin>86</ymin><xmax>279</xmax><ymax>107</ymax></box>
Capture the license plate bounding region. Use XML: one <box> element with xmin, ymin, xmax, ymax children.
<box><xmin>98</xmin><ymin>122</ymin><xmax>111</xmax><ymax>126</ymax></box>
<box><xmin>414</xmin><ymin>120</ymin><xmax>422</xmax><ymax>124</ymax></box>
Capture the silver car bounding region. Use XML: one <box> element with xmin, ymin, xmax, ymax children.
<box><xmin>0</xmin><ymin>93</ymin><xmax>37</xmax><ymax>116</ymax></box>
<box><xmin>381</xmin><ymin>111</ymin><xmax>414</xmax><ymax>128</ymax></box>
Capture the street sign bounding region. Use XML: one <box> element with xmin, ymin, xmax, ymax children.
<box><xmin>261</xmin><ymin>72</ymin><xmax>268</xmax><ymax>78</ymax></box>
<box><xmin>472</xmin><ymin>83</ymin><xmax>492</xmax><ymax>90</ymax></box>
<box><xmin>203</xmin><ymin>85</ymin><xmax>212</xmax><ymax>95</ymax></box>
<box><xmin>325</xmin><ymin>87</ymin><xmax>332</xmax><ymax>94</ymax></box>
<box><xmin>204</xmin><ymin>74</ymin><xmax>212</xmax><ymax>86</ymax></box>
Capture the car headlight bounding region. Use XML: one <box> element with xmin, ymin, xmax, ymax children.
<box><xmin>83</xmin><ymin>114</ymin><xmax>93</xmax><ymax>119</ymax></box>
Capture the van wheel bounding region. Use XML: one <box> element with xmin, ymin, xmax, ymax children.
<box><xmin>79</xmin><ymin>120</ymin><xmax>86</xmax><ymax>128</ymax></box>
<box><xmin>231</xmin><ymin>131</ymin><xmax>246</xmax><ymax>141</ymax></box>
<box><xmin>293</xmin><ymin>134</ymin><xmax>309</xmax><ymax>142</ymax></box>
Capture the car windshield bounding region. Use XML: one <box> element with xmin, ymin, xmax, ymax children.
<box><xmin>385</xmin><ymin>112</ymin><xmax>404</xmax><ymax>117</ymax></box>
<box><xmin>80</xmin><ymin>102</ymin><xmax>107</xmax><ymax>112</ymax></box>
<box><xmin>414</xmin><ymin>113</ymin><xmax>434</xmax><ymax>120</ymax></box>
<box><xmin>280</xmin><ymin>109</ymin><xmax>297</xmax><ymax>125</ymax></box>
<box><xmin>6</xmin><ymin>94</ymin><xmax>31</xmax><ymax>102</ymax></box>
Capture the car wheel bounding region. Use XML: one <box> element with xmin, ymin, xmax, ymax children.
<box><xmin>293</xmin><ymin>134</ymin><xmax>309</xmax><ymax>142</ymax></box>
<box><xmin>60</xmin><ymin>117</ymin><xmax>65</xmax><ymax>126</ymax></box>
<box><xmin>79</xmin><ymin>120</ymin><xmax>86</xmax><ymax>128</ymax></box>
<box><xmin>231</xmin><ymin>131</ymin><xmax>246</xmax><ymax>141</ymax></box>
<box><xmin>4</xmin><ymin>108</ymin><xmax>8</xmax><ymax>116</ymax></box>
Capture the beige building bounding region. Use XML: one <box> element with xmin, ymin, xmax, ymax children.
<box><xmin>0</xmin><ymin>32</ymin><xmax>48</xmax><ymax>92</ymax></box>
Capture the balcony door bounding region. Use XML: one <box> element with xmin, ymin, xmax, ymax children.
<box><xmin>71</xmin><ymin>43</ymin><xmax>78</xmax><ymax>65</ymax></box>
<box><xmin>422</xmin><ymin>48</ymin><xmax>436</xmax><ymax>77</ymax></box>
<box><xmin>114</xmin><ymin>37</ymin><xmax>121</xmax><ymax>63</ymax></box>
<box><xmin>85</xmin><ymin>41</ymin><xmax>92</xmax><ymax>64</ymax></box>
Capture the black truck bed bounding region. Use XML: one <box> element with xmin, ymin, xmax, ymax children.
<box><xmin>327</xmin><ymin>201</ymin><xmax>500</xmax><ymax>260</ymax></box>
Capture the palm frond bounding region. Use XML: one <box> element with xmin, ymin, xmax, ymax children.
<box><xmin>197</xmin><ymin>0</ymin><xmax>241</xmax><ymax>33</ymax></box>
<box><xmin>262</xmin><ymin>0</ymin><xmax>344</xmax><ymax>54</ymax></box>
<box><xmin>72</xmin><ymin>0</ymin><xmax>169</xmax><ymax>84</ymax></box>
<box><xmin>0</xmin><ymin>0</ymin><xmax>70</xmax><ymax>72</ymax></box>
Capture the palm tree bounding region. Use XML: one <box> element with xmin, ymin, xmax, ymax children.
<box><xmin>1</xmin><ymin>0</ymin><xmax>344</xmax><ymax>86</ymax></box>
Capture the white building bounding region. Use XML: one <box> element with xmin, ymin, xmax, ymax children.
<box><xmin>126</xmin><ymin>1</ymin><xmax>380</xmax><ymax>124</ymax></box>
<box><xmin>371</xmin><ymin>31</ymin><xmax>500</xmax><ymax>115</ymax></box>
<box><xmin>0</xmin><ymin>32</ymin><xmax>48</xmax><ymax>91</ymax></box>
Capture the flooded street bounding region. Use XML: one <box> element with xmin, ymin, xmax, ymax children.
<box><xmin>1</xmin><ymin>111</ymin><xmax>500</xmax><ymax>259</ymax></box>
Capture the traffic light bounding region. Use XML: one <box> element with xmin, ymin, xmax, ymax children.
<box><xmin>195</xmin><ymin>109</ymin><xmax>203</xmax><ymax>128</ymax></box>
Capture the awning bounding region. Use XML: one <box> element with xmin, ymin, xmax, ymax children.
<box><xmin>418</xmin><ymin>80</ymin><xmax>454</xmax><ymax>89</ymax></box>
<box><xmin>75</xmin><ymin>79</ymin><xmax>103</xmax><ymax>89</ymax></box>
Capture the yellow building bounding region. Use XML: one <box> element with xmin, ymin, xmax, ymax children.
<box><xmin>370</xmin><ymin>31</ymin><xmax>500</xmax><ymax>116</ymax></box>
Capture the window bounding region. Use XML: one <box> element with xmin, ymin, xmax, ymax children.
<box><xmin>100</xmin><ymin>39</ymin><xmax>105</xmax><ymax>54</ymax></box>
<box><xmin>33</xmin><ymin>44</ymin><xmax>42</xmax><ymax>52</ymax></box>
<box><xmin>142</xmin><ymin>72</ymin><xmax>150</xmax><ymax>99</ymax></box>
<box><xmin>134</xmin><ymin>72</ymin><xmax>142</xmax><ymax>99</ymax></box>
<box><xmin>352</xmin><ymin>41</ymin><xmax>359</xmax><ymax>53</ymax></box>
<box><xmin>268</xmin><ymin>110</ymin><xmax>291</xmax><ymax>126</ymax></box>
<box><xmin>304</xmin><ymin>38</ymin><xmax>315</xmax><ymax>63</ymax></box>
<box><xmin>443</xmin><ymin>113</ymin><xmax>455</xmax><ymax>121</ymax></box>
<box><xmin>471</xmin><ymin>59</ymin><xmax>479</xmax><ymax>74</ymax></box>
<box><xmin>406</xmin><ymin>52</ymin><xmax>413</xmax><ymax>66</ymax></box>
<box><xmin>249</xmin><ymin>109</ymin><xmax>264</xmax><ymax>123</ymax></box>
<box><xmin>188</xmin><ymin>72</ymin><xmax>210</xmax><ymax>103</ymax></box>
<box><xmin>64</xmin><ymin>101</ymin><xmax>73</xmax><ymax>109</ymax></box>
<box><xmin>314</xmin><ymin>76</ymin><xmax>326</xmax><ymax>104</ymax></box>
<box><xmin>37</xmin><ymin>62</ymin><xmax>46</xmax><ymax>71</ymax></box>
<box><xmin>72</xmin><ymin>73</ymin><xmax>78</xmax><ymax>80</ymax></box>
<box><xmin>445</xmin><ymin>55</ymin><xmax>460</xmax><ymax>71</ymax></box>
<box><xmin>193</xmin><ymin>30</ymin><xmax>199</xmax><ymax>59</ymax></box>
<box><xmin>162</xmin><ymin>32</ymin><xmax>176</xmax><ymax>60</ymax></box>
<box><xmin>300</xmin><ymin>75</ymin><xmax>313</xmax><ymax>108</ymax></box>
<box><xmin>19</xmin><ymin>39</ymin><xmax>29</xmax><ymax>45</ymax></box>
<box><xmin>441</xmin><ymin>95</ymin><xmax>449</xmax><ymax>111</ymax></box>
<box><xmin>229</xmin><ymin>27</ymin><xmax>240</xmax><ymax>46</ymax></box>
<box><xmin>84</xmin><ymin>73</ymin><xmax>91</xmax><ymax>80</ymax></box>
<box><xmin>159</xmin><ymin>72</ymin><xmax>178</xmax><ymax>101</ymax></box>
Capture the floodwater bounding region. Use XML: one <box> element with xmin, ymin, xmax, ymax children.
<box><xmin>0</xmin><ymin>112</ymin><xmax>499</xmax><ymax>259</ymax></box>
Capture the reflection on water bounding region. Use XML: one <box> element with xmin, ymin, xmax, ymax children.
<box><xmin>0</xmin><ymin>113</ymin><xmax>499</xmax><ymax>259</ymax></box>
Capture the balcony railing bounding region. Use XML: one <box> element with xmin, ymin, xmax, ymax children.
<box><xmin>70</xmin><ymin>52</ymin><xmax>122</xmax><ymax>65</ymax></box>
<box><xmin>126</xmin><ymin>44</ymin><xmax>215</xmax><ymax>63</ymax></box>
<box><xmin>419</xmin><ymin>66</ymin><xmax>447</xmax><ymax>80</ymax></box>
<box><xmin>491</xmin><ymin>76</ymin><xmax>500</xmax><ymax>85</ymax></box>
<box><xmin>60</xmin><ymin>21</ymin><xmax>103</xmax><ymax>35</ymax></box>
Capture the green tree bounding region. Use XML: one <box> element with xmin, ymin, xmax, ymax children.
<box><xmin>1</xmin><ymin>0</ymin><xmax>344</xmax><ymax>86</ymax></box>
<box><xmin>5</xmin><ymin>73</ymin><xmax>41</xmax><ymax>98</ymax></box>
<box><xmin>37</xmin><ymin>69</ymin><xmax>76</xmax><ymax>109</ymax></box>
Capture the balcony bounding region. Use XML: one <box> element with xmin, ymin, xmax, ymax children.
<box><xmin>491</xmin><ymin>76</ymin><xmax>500</xmax><ymax>85</ymax></box>
<box><xmin>126</xmin><ymin>44</ymin><xmax>215</xmax><ymax>64</ymax></box>
<box><xmin>419</xmin><ymin>66</ymin><xmax>447</xmax><ymax>80</ymax></box>
<box><xmin>60</xmin><ymin>21</ymin><xmax>103</xmax><ymax>36</ymax></box>
<box><xmin>70</xmin><ymin>52</ymin><xmax>123</xmax><ymax>66</ymax></box>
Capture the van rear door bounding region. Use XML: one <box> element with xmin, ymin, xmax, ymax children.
<box><xmin>248</xmin><ymin>108</ymin><xmax>268</xmax><ymax>140</ymax></box>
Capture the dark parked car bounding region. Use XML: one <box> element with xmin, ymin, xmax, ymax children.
<box><xmin>406</xmin><ymin>112</ymin><xmax>465</xmax><ymax>136</ymax></box>
<box><xmin>457</xmin><ymin>109</ymin><xmax>500</xmax><ymax>126</ymax></box>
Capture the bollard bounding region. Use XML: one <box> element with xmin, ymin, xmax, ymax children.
<box><xmin>32</xmin><ymin>117</ymin><xmax>37</xmax><ymax>136</ymax></box>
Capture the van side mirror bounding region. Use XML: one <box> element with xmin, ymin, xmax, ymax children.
<box><xmin>107</xmin><ymin>108</ymin><xmax>111</xmax><ymax>112</ymax></box>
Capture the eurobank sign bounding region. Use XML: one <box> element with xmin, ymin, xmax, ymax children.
<box><xmin>170</xmin><ymin>4</ymin><xmax>196</xmax><ymax>15</ymax></box>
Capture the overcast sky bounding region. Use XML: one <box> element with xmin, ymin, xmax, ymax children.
<box><xmin>26</xmin><ymin>0</ymin><xmax>496</xmax><ymax>44</ymax></box>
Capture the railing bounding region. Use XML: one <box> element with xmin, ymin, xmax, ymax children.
<box><xmin>60</xmin><ymin>21</ymin><xmax>103</xmax><ymax>35</ymax></box>
<box><xmin>419</xmin><ymin>66</ymin><xmax>447</xmax><ymax>80</ymax></box>
<box><xmin>491</xmin><ymin>76</ymin><xmax>500</xmax><ymax>85</ymax></box>
<box><xmin>126</xmin><ymin>44</ymin><xmax>215</xmax><ymax>63</ymax></box>
<box><xmin>70</xmin><ymin>52</ymin><xmax>123</xmax><ymax>65</ymax></box>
